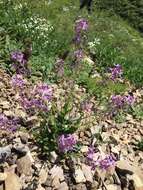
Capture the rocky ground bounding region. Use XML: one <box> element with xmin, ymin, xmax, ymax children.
<box><xmin>0</xmin><ymin>68</ymin><xmax>143</xmax><ymax>190</ymax></box>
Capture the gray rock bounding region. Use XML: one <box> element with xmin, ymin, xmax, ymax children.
<box><xmin>0</xmin><ymin>146</ymin><xmax>11</xmax><ymax>160</ymax></box>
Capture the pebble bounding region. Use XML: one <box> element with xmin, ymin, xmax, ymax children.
<box><xmin>74</xmin><ymin>168</ymin><xmax>86</xmax><ymax>183</ymax></box>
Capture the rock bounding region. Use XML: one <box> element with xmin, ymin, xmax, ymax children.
<box><xmin>101</xmin><ymin>132</ymin><xmax>109</xmax><ymax>142</ymax></box>
<box><xmin>74</xmin><ymin>168</ymin><xmax>86</xmax><ymax>183</ymax></box>
<box><xmin>36</xmin><ymin>184</ymin><xmax>45</xmax><ymax>190</ymax></box>
<box><xmin>91</xmin><ymin>180</ymin><xmax>98</xmax><ymax>189</ymax></box>
<box><xmin>80</xmin><ymin>146</ymin><xmax>88</xmax><ymax>153</ymax></box>
<box><xmin>52</xmin><ymin>176</ymin><xmax>61</xmax><ymax>189</ymax></box>
<box><xmin>0</xmin><ymin>145</ymin><xmax>11</xmax><ymax>160</ymax></box>
<box><xmin>0</xmin><ymin>173</ymin><xmax>7</xmax><ymax>181</ymax></box>
<box><xmin>13</xmin><ymin>144</ymin><xmax>29</xmax><ymax>156</ymax></box>
<box><xmin>18</xmin><ymin>132</ymin><xmax>29</xmax><ymax>144</ymax></box>
<box><xmin>75</xmin><ymin>183</ymin><xmax>87</xmax><ymax>190</ymax></box>
<box><xmin>106</xmin><ymin>184</ymin><xmax>121</xmax><ymax>190</ymax></box>
<box><xmin>49</xmin><ymin>166</ymin><xmax>65</xmax><ymax>189</ymax></box>
<box><xmin>49</xmin><ymin>165</ymin><xmax>64</xmax><ymax>181</ymax></box>
<box><xmin>0</xmin><ymin>184</ymin><xmax>3</xmax><ymax>190</ymax></box>
<box><xmin>58</xmin><ymin>182</ymin><xmax>69</xmax><ymax>190</ymax></box>
<box><xmin>129</xmin><ymin>174</ymin><xmax>143</xmax><ymax>190</ymax></box>
<box><xmin>81</xmin><ymin>164</ymin><xmax>93</xmax><ymax>183</ymax></box>
<box><xmin>50</xmin><ymin>151</ymin><xmax>58</xmax><ymax>163</ymax></box>
<box><xmin>110</xmin><ymin>134</ymin><xmax>120</xmax><ymax>144</ymax></box>
<box><xmin>16</xmin><ymin>154</ymin><xmax>32</xmax><ymax>176</ymax></box>
<box><xmin>5</xmin><ymin>172</ymin><xmax>21</xmax><ymax>190</ymax></box>
<box><xmin>90</xmin><ymin>125</ymin><xmax>101</xmax><ymax>135</ymax></box>
<box><xmin>39</xmin><ymin>168</ymin><xmax>48</xmax><ymax>184</ymax></box>
<box><xmin>134</xmin><ymin>135</ymin><xmax>142</xmax><ymax>142</ymax></box>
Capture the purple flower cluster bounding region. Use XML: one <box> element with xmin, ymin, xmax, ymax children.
<box><xmin>11</xmin><ymin>51</ymin><xmax>25</xmax><ymax>63</ymax></box>
<box><xmin>19</xmin><ymin>83</ymin><xmax>53</xmax><ymax>113</ymax></box>
<box><xmin>86</xmin><ymin>147</ymin><xmax>116</xmax><ymax>170</ymax></box>
<box><xmin>74</xmin><ymin>49</ymin><xmax>83</xmax><ymax>60</ymax></box>
<box><xmin>75</xmin><ymin>19</ymin><xmax>88</xmax><ymax>33</ymax></box>
<box><xmin>58</xmin><ymin>134</ymin><xmax>78</xmax><ymax>153</ymax></box>
<box><xmin>10</xmin><ymin>50</ymin><xmax>31</xmax><ymax>75</ymax></box>
<box><xmin>33</xmin><ymin>83</ymin><xmax>53</xmax><ymax>101</ymax></box>
<box><xmin>109</xmin><ymin>64</ymin><xmax>122</xmax><ymax>80</ymax></box>
<box><xmin>99</xmin><ymin>155</ymin><xmax>116</xmax><ymax>170</ymax></box>
<box><xmin>74</xmin><ymin>18</ymin><xmax>88</xmax><ymax>44</ymax></box>
<box><xmin>0</xmin><ymin>114</ymin><xmax>19</xmax><ymax>132</ymax></box>
<box><xmin>111</xmin><ymin>94</ymin><xmax>134</xmax><ymax>108</ymax></box>
<box><xmin>11</xmin><ymin>74</ymin><xmax>25</xmax><ymax>88</ymax></box>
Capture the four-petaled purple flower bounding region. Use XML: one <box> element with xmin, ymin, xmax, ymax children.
<box><xmin>11</xmin><ymin>74</ymin><xmax>25</xmax><ymax>88</ymax></box>
<box><xmin>109</xmin><ymin>64</ymin><xmax>122</xmax><ymax>80</ymax></box>
<box><xmin>58</xmin><ymin>134</ymin><xmax>78</xmax><ymax>153</ymax></box>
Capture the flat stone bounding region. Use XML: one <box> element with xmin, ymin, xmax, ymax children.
<box><xmin>39</xmin><ymin>168</ymin><xmax>48</xmax><ymax>184</ymax></box>
<box><xmin>58</xmin><ymin>182</ymin><xmax>68</xmax><ymax>190</ymax></box>
<box><xmin>80</xmin><ymin>146</ymin><xmax>88</xmax><ymax>153</ymax></box>
<box><xmin>74</xmin><ymin>168</ymin><xmax>86</xmax><ymax>183</ymax></box>
<box><xmin>16</xmin><ymin>154</ymin><xmax>32</xmax><ymax>176</ymax></box>
<box><xmin>0</xmin><ymin>173</ymin><xmax>7</xmax><ymax>181</ymax></box>
<box><xmin>129</xmin><ymin>174</ymin><xmax>143</xmax><ymax>190</ymax></box>
<box><xmin>5</xmin><ymin>172</ymin><xmax>21</xmax><ymax>190</ymax></box>
<box><xmin>81</xmin><ymin>164</ymin><xmax>93</xmax><ymax>183</ymax></box>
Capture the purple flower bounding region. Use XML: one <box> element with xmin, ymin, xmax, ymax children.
<box><xmin>11</xmin><ymin>51</ymin><xmax>25</xmax><ymax>63</ymax></box>
<box><xmin>86</xmin><ymin>146</ymin><xmax>95</xmax><ymax>161</ymax></box>
<box><xmin>109</xmin><ymin>64</ymin><xmax>122</xmax><ymax>80</ymax></box>
<box><xmin>58</xmin><ymin>134</ymin><xmax>78</xmax><ymax>153</ymax></box>
<box><xmin>111</xmin><ymin>95</ymin><xmax>125</xmax><ymax>108</ymax></box>
<box><xmin>0</xmin><ymin>114</ymin><xmax>19</xmax><ymax>132</ymax></box>
<box><xmin>99</xmin><ymin>155</ymin><xmax>116</xmax><ymax>170</ymax></box>
<box><xmin>74</xmin><ymin>49</ymin><xmax>83</xmax><ymax>60</ymax></box>
<box><xmin>19</xmin><ymin>83</ymin><xmax>52</xmax><ymax>113</ymax></box>
<box><xmin>11</xmin><ymin>74</ymin><xmax>25</xmax><ymax>88</ymax></box>
<box><xmin>75</xmin><ymin>19</ymin><xmax>88</xmax><ymax>33</ymax></box>
<box><xmin>124</xmin><ymin>95</ymin><xmax>135</xmax><ymax>105</ymax></box>
<box><xmin>111</xmin><ymin>94</ymin><xmax>134</xmax><ymax>108</ymax></box>
<box><xmin>33</xmin><ymin>83</ymin><xmax>53</xmax><ymax>101</ymax></box>
<box><xmin>10</xmin><ymin>50</ymin><xmax>31</xmax><ymax>76</ymax></box>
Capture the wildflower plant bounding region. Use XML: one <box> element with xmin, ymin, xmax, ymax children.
<box><xmin>86</xmin><ymin>147</ymin><xmax>116</xmax><ymax>170</ymax></box>
<box><xmin>0</xmin><ymin>113</ymin><xmax>19</xmax><ymax>132</ymax></box>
